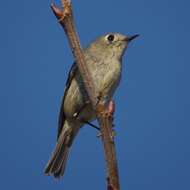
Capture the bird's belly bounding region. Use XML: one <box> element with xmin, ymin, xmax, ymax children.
<box><xmin>91</xmin><ymin>61</ymin><xmax>121</xmax><ymax>102</ymax></box>
<box><xmin>63</xmin><ymin>60</ymin><xmax>121</xmax><ymax>121</ymax></box>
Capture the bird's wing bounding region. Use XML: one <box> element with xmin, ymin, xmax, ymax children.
<box><xmin>57</xmin><ymin>63</ymin><xmax>77</xmax><ymax>140</ymax></box>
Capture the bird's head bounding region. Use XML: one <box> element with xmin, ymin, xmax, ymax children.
<box><xmin>88</xmin><ymin>33</ymin><xmax>139</xmax><ymax>59</ymax></box>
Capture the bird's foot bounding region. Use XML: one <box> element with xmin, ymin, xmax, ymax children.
<box><xmin>105</xmin><ymin>100</ymin><xmax>115</xmax><ymax>118</ymax></box>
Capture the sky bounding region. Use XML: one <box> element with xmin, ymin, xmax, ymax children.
<box><xmin>1</xmin><ymin>0</ymin><xmax>190</xmax><ymax>189</ymax></box>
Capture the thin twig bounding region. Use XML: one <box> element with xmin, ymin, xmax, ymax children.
<box><xmin>51</xmin><ymin>1</ymin><xmax>120</xmax><ymax>189</ymax></box>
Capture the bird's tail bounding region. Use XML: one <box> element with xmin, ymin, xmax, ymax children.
<box><xmin>44</xmin><ymin>120</ymin><xmax>78</xmax><ymax>178</ymax></box>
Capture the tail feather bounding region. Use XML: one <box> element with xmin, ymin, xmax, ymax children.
<box><xmin>44</xmin><ymin>124</ymin><xmax>73</xmax><ymax>178</ymax></box>
<box><xmin>54</xmin><ymin>150</ymin><xmax>69</xmax><ymax>178</ymax></box>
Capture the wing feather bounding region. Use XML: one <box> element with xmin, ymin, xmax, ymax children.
<box><xmin>57</xmin><ymin>63</ymin><xmax>77</xmax><ymax>140</ymax></box>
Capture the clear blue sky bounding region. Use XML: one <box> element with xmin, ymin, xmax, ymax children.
<box><xmin>1</xmin><ymin>0</ymin><xmax>190</xmax><ymax>189</ymax></box>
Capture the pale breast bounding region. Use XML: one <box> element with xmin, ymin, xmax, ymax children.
<box><xmin>63</xmin><ymin>52</ymin><xmax>122</xmax><ymax>119</ymax></box>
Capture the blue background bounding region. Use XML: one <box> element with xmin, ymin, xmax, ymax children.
<box><xmin>1</xmin><ymin>0</ymin><xmax>190</xmax><ymax>189</ymax></box>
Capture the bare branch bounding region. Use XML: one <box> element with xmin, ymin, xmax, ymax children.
<box><xmin>51</xmin><ymin>1</ymin><xmax>120</xmax><ymax>189</ymax></box>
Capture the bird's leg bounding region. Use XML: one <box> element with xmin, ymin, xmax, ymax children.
<box><xmin>96</xmin><ymin>91</ymin><xmax>115</xmax><ymax>118</ymax></box>
<box><xmin>106</xmin><ymin>99</ymin><xmax>115</xmax><ymax>118</ymax></box>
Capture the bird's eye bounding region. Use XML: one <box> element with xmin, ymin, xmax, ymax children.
<box><xmin>107</xmin><ymin>34</ymin><xmax>115</xmax><ymax>42</ymax></box>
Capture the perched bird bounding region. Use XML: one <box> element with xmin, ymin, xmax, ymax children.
<box><xmin>44</xmin><ymin>33</ymin><xmax>139</xmax><ymax>178</ymax></box>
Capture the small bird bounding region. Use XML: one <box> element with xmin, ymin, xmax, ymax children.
<box><xmin>44</xmin><ymin>33</ymin><xmax>139</xmax><ymax>178</ymax></box>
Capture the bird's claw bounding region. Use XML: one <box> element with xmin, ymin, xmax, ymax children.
<box><xmin>105</xmin><ymin>100</ymin><xmax>115</xmax><ymax>118</ymax></box>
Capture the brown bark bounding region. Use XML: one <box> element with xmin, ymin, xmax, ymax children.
<box><xmin>51</xmin><ymin>1</ymin><xmax>120</xmax><ymax>189</ymax></box>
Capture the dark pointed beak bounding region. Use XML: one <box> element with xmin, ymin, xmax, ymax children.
<box><xmin>126</xmin><ymin>34</ymin><xmax>140</xmax><ymax>42</ymax></box>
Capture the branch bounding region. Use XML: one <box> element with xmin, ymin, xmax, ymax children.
<box><xmin>51</xmin><ymin>1</ymin><xmax>120</xmax><ymax>189</ymax></box>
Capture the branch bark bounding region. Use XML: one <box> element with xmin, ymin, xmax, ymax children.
<box><xmin>51</xmin><ymin>1</ymin><xmax>120</xmax><ymax>189</ymax></box>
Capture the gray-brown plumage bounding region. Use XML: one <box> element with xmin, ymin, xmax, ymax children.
<box><xmin>44</xmin><ymin>33</ymin><xmax>139</xmax><ymax>178</ymax></box>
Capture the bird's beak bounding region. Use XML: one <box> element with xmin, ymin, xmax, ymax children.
<box><xmin>125</xmin><ymin>34</ymin><xmax>140</xmax><ymax>42</ymax></box>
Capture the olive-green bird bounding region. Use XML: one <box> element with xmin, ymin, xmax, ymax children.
<box><xmin>44</xmin><ymin>33</ymin><xmax>139</xmax><ymax>178</ymax></box>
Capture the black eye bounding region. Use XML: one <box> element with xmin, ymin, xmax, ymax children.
<box><xmin>107</xmin><ymin>34</ymin><xmax>115</xmax><ymax>42</ymax></box>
